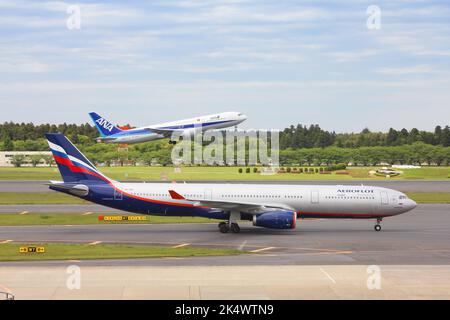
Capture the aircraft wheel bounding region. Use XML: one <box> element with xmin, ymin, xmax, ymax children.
<box><xmin>219</xmin><ymin>224</ymin><xmax>230</xmax><ymax>233</ymax></box>
<box><xmin>218</xmin><ymin>222</ymin><xmax>227</xmax><ymax>229</ymax></box>
<box><xmin>374</xmin><ymin>224</ymin><xmax>382</xmax><ymax>232</ymax></box>
<box><xmin>230</xmin><ymin>223</ymin><xmax>240</xmax><ymax>234</ymax></box>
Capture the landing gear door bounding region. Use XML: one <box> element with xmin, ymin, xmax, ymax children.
<box><xmin>311</xmin><ymin>190</ymin><xmax>319</xmax><ymax>204</ymax></box>
<box><xmin>380</xmin><ymin>191</ymin><xmax>389</xmax><ymax>205</ymax></box>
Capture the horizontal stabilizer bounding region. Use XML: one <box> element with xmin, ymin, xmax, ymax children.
<box><xmin>47</xmin><ymin>182</ymin><xmax>89</xmax><ymax>197</ymax></box>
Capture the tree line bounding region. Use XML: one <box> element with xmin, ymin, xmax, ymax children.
<box><xmin>1</xmin><ymin>121</ymin><xmax>449</xmax><ymax>151</ymax></box>
<box><xmin>1</xmin><ymin>122</ymin><xmax>450</xmax><ymax>166</ymax></box>
<box><xmin>280</xmin><ymin>143</ymin><xmax>450</xmax><ymax>166</ymax></box>
<box><xmin>280</xmin><ymin>124</ymin><xmax>450</xmax><ymax>148</ymax></box>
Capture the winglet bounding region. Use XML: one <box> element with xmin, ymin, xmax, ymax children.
<box><xmin>169</xmin><ymin>190</ymin><xmax>185</xmax><ymax>200</ymax></box>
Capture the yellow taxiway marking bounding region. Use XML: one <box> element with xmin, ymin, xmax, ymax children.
<box><xmin>88</xmin><ymin>241</ymin><xmax>102</xmax><ymax>246</ymax></box>
<box><xmin>250</xmin><ymin>247</ymin><xmax>275</xmax><ymax>253</ymax></box>
<box><xmin>0</xmin><ymin>240</ymin><xmax>13</xmax><ymax>244</ymax></box>
<box><xmin>172</xmin><ymin>243</ymin><xmax>191</xmax><ymax>249</ymax></box>
<box><xmin>320</xmin><ymin>267</ymin><xmax>337</xmax><ymax>284</ymax></box>
<box><xmin>82</xmin><ymin>212</ymin><xmax>93</xmax><ymax>216</ymax></box>
<box><xmin>19</xmin><ymin>211</ymin><xmax>29</xmax><ymax>215</ymax></box>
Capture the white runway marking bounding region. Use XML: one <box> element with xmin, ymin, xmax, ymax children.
<box><xmin>238</xmin><ymin>240</ymin><xmax>247</xmax><ymax>251</ymax></box>
<box><xmin>172</xmin><ymin>243</ymin><xmax>191</xmax><ymax>248</ymax></box>
<box><xmin>320</xmin><ymin>267</ymin><xmax>337</xmax><ymax>284</ymax></box>
<box><xmin>0</xmin><ymin>240</ymin><xmax>13</xmax><ymax>244</ymax></box>
<box><xmin>250</xmin><ymin>247</ymin><xmax>275</xmax><ymax>253</ymax></box>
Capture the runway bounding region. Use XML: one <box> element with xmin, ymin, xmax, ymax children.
<box><xmin>1</xmin><ymin>179</ymin><xmax>449</xmax><ymax>193</ymax></box>
<box><xmin>1</xmin><ymin>204</ymin><xmax>449</xmax><ymax>266</ymax></box>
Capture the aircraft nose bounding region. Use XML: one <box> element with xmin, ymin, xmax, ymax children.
<box><xmin>408</xmin><ymin>199</ymin><xmax>418</xmax><ymax>210</ymax></box>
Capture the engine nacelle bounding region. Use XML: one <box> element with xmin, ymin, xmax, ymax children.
<box><xmin>253</xmin><ymin>211</ymin><xmax>297</xmax><ymax>229</ymax></box>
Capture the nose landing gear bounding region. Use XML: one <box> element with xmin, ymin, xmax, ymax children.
<box><xmin>374</xmin><ymin>218</ymin><xmax>382</xmax><ymax>232</ymax></box>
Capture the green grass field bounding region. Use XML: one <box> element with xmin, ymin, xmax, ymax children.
<box><xmin>0</xmin><ymin>213</ymin><xmax>214</xmax><ymax>226</ymax></box>
<box><xmin>406</xmin><ymin>193</ymin><xmax>450</xmax><ymax>204</ymax></box>
<box><xmin>0</xmin><ymin>192</ymin><xmax>87</xmax><ymax>204</ymax></box>
<box><xmin>0</xmin><ymin>243</ymin><xmax>244</xmax><ymax>261</ymax></box>
<box><xmin>0</xmin><ymin>166</ymin><xmax>449</xmax><ymax>181</ymax></box>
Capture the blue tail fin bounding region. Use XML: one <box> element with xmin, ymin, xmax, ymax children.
<box><xmin>45</xmin><ymin>133</ymin><xmax>110</xmax><ymax>184</ymax></box>
<box><xmin>89</xmin><ymin>112</ymin><xmax>122</xmax><ymax>137</ymax></box>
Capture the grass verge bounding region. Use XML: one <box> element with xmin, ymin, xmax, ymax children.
<box><xmin>0</xmin><ymin>243</ymin><xmax>245</xmax><ymax>261</ymax></box>
<box><xmin>0</xmin><ymin>192</ymin><xmax>87</xmax><ymax>205</ymax></box>
<box><xmin>0</xmin><ymin>166</ymin><xmax>449</xmax><ymax>181</ymax></box>
<box><xmin>406</xmin><ymin>193</ymin><xmax>450</xmax><ymax>204</ymax></box>
<box><xmin>0</xmin><ymin>213</ymin><xmax>214</xmax><ymax>226</ymax></box>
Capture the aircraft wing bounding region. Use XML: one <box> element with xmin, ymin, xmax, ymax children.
<box><xmin>96</xmin><ymin>136</ymin><xmax>117</xmax><ymax>142</ymax></box>
<box><xmin>146</xmin><ymin>127</ymin><xmax>182</xmax><ymax>138</ymax></box>
<box><xmin>168</xmin><ymin>190</ymin><xmax>294</xmax><ymax>214</ymax></box>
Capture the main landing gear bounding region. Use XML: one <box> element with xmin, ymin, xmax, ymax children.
<box><xmin>218</xmin><ymin>211</ymin><xmax>241</xmax><ymax>233</ymax></box>
<box><xmin>218</xmin><ymin>221</ymin><xmax>241</xmax><ymax>233</ymax></box>
<box><xmin>168</xmin><ymin>140</ymin><xmax>177</xmax><ymax>145</ymax></box>
<box><xmin>374</xmin><ymin>218</ymin><xmax>382</xmax><ymax>232</ymax></box>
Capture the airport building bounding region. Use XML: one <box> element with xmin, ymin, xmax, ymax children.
<box><xmin>0</xmin><ymin>151</ymin><xmax>52</xmax><ymax>167</ymax></box>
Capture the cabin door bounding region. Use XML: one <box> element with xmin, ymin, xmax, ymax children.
<box><xmin>380</xmin><ymin>191</ymin><xmax>389</xmax><ymax>205</ymax></box>
<box><xmin>311</xmin><ymin>190</ymin><xmax>319</xmax><ymax>204</ymax></box>
<box><xmin>204</xmin><ymin>189</ymin><xmax>213</xmax><ymax>200</ymax></box>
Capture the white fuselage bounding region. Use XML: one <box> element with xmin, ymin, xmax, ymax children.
<box><xmin>108</xmin><ymin>111</ymin><xmax>247</xmax><ymax>144</ymax></box>
<box><xmin>117</xmin><ymin>183</ymin><xmax>417</xmax><ymax>218</ymax></box>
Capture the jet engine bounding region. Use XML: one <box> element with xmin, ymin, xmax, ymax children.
<box><xmin>253</xmin><ymin>211</ymin><xmax>297</xmax><ymax>229</ymax></box>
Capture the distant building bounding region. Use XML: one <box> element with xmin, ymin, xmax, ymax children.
<box><xmin>0</xmin><ymin>151</ymin><xmax>52</xmax><ymax>167</ymax></box>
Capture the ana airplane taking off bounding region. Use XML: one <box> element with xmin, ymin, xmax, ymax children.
<box><xmin>89</xmin><ymin>111</ymin><xmax>247</xmax><ymax>144</ymax></box>
<box><xmin>45</xmin><ymin>134</ymin><xmax>417</xmax><ymax>233</ymax></box>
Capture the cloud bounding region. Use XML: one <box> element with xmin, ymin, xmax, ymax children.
<box><xmin>324</xmin><ymin>50</ymin><xmax>382</xmax><ymax>63</ymax></box>
<box><xmin>0</xmin><ymin>57</ymin><xmax>51</xmax><ymax>73</ymax></box>
<box><xmin>161</xmin><ymin>5</ymin><xmax>330</xmax><ymax>24</ymax></box>
<box><xmin>0</xmin><ymin>0</ymin><xmax>449</xmax><ymax>132</ymax></box>
<box><xmin>376</xmin><ymin>64</ymin><xmax>437</xmax><ymax>75</ymax></box>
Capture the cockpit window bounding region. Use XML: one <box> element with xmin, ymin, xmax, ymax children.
<box><xmin>399</xmin><ymin>195</ymin><xmax>407</xmax><ymax>200</ymax></box>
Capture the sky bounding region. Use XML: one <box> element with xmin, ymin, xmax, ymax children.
<box><xmin>0</xmin><ymin>0</ymin><xmax>449</xmax><ymax>133</ymax></box>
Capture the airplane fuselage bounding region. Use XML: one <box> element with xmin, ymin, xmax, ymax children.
<box><xmin>54</xmin><ymin>182</ymin><xmax>417</xmax><ymax>221</ymax></box>
<box><xmin>99</xmin><ymin>111</ymin><xmax>247</xmax><ymax>144</ymax></box>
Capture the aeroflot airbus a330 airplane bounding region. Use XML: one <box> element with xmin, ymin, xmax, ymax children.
<box><xmin>89</xmin><ymin>111</ymin><xmax>247</xmax><ymax>144</ymax></box>
<box><xmin>46</xmin><ymin>133</ymin><xmax>417</xmax><ymax>233</ymax></box>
